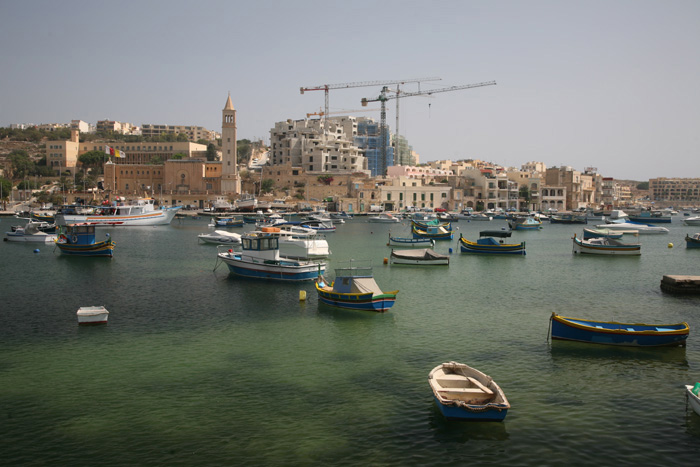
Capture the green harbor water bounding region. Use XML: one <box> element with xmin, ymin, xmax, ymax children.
<box><xmin>1</xmin><ymin>215</ymin><xmax>700</xmax><ymax>466</ymax></box>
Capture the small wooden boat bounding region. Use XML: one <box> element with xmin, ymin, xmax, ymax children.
<box><xmin>387</xmin><ymin>233</ymin><xmax>434</xmax><ymax>248</ymax></box>
<box><xmin>549</xmin><ymin>312</ymin><xmax>689</xmax><ymax>347</ymax></box>
<box><xmin>582</xmin><ymin>227</ymin><xmax>625</xmax><ymax>240</ymax></box>
<box><xmin>411</xmin><ymin>224</ymin><xmax>453</xmax><ymax>241</ymax></box>
<box><xmin>390</xmin><ymin>248</ymin><xmax>449</xmax><ymax>265</ymax></box>
<box><xmin>685</xmin><ymin>233</ymin><xmax>700</xmax><ymax>249</ymax></box>
<box><xmin>412</xmin><ymin>219</ymin><xmax>452</xmax><ymax>232</ymax></box>
<box><xmin>315</xmin><ymin>260</ymin><xmax>398</xmax><ymax>312</ymax></box>
<box><xmin>214</xmin><ymin>216</ymin><xmax>244</xmax><ymax>227</ymax></box>
<box><xmin>685</xmin><ymin>384</ymin><xmax>700</xmax><ymax>417</ymax></box>
<box><xmin>55</xmin><ymin>224</ymin><xmax>115</xmax><ymax>257</ymax></box>
<box><xmin>572</xmin><ymin>234</ymin><xmax>641</xmax><ymax>255</ymax></box>
<box><xmin>428</xmin><ymin>362</ymin><xmax>510</xmax><ymax>422</ymax></box>
<box><xmin>77</xmin><ymin>306</ymin><xmax>109</xmax><ymax>325</ymax></box>
<box><xmin>198</xmin><ymin>230</ymin><xmax>242</xmax><ymax>244</ymax></box>
<box><xmin>458</xmin><ymin>231</ymin><xmax>526</xmax><ymax>255</ymax></box>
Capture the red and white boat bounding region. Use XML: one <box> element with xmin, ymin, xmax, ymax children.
<box><xmin>56</xmin><ymin>198</ymin><xmax>181</xmax><ymax>226</ymax></box>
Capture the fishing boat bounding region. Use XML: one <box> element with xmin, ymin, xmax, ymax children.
<box><xmin>55</xmin><ymin>198</ymin><xmax>182</xmax><ymax>226</ymax></box>
<box><xmin>412</xmin><ymin>218</ymin><xmax>452</xmax><ymax>231</ymax></box>
<box><xmin>627</xmin><ymin>211</ymin><xmax>672</xmax><ymax>224</ymax></box>
<box><xmin>411</xmin><ymin>224</ymin><xmax>453</xmax><ymax>241</ymax></box>
<box><xmin>458</xmin><ymin>231</ymin><xmax>526</xmax><ymax>255</ymax></box>
<box><xmin>582</xmin><ymin>227</ymin><xmax>625</xmax><ymax>240</ymax></box>
<box><xmin>387</xmin><ymin>233</ymin><xmax>434</xmax><ymax>248</ymax></box>
<box><xmin>5</xmin><ymin>221</ymin><xmax>58</xmax><ymax>243</ymax></box>
<box><xmin>428</xmin><ymin>361</ymin><xmax>510</xmax><ymax>422</ymax></box>
<box><xmin>549</xmin><ymin>312</ymin><xmax>689</xmax><ymax>347</ymax></box>
<box><xmin>77</xmin><ymin>306</ymin><xmax>109</xmax><ymax>325</ymax></box>
<box><xmin>572</xmin><ymin>234</ymin><xmax>641</xmax><ymax>255</ymax></box>
<box><xmin>368</xmin><ymin>213</ymin><xmax>401</xmax><ymax>223</ymax></box>
<box><xmin>214</xmin><ymin>216</ymin><xmax>244</xmax><ymax>227</ymax></box>
<box><xmin>508</xmin><ymin>216</ymin><xmax>542</xmax><ymax>230</ymax></box>
<box><xmin>55</xmin><ymin>224</ymin><xmax>115</xmax><ymax>257</ymax></box>
<box><xmin>597</xmin><ymin>220</ymin><xmax>669</xmax><ymax>234</ymax></box>
<box><xmin>685</xmin><ymin>384</ymin><xmax>700</xmax><ymax>417</ymax></box>
<box><xmin>330</xmin><ymin>211</ymin><xmax>353</xmax><ymax>220</ymax></box>
<box><xmin>198</xmin><ymin>230</ymin><xmax>242</xmax><ymax>245</ymax></box>
<box><xmin>686</xmin><ymin>233</ymin><xmax>700</xmax><ymax>249</ymax></box>
<box><xmin>315</xmin><ymin>260</ymin><xmax>398</xmax><ymax>312</ymax></box>
<box><xmin>390</xmin><ymin>248</ymin><xmax>449</xmax><ymax>265</ymax></box>
<box><xmin>216</xmin><ymin>230</ymin><xmax>325</xmax><ymax>281</ymax></box>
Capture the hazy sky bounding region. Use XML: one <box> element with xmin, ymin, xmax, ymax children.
<box><xmin>2</xmin><ymin>0</ymin><xmax>698</xmax><ymax>180</ymax></box>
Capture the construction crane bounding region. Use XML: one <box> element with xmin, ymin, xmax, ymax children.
<box><xmin>361</xmin><ymin>80</ymin><xmax>497</xmax><ymax>176</ymax></box>
<box><xmin>300</xmin><ymin>77</ymin><xmax>441</xmax><ymax>126</ymax></box>
<box><xmin>306</xmin><ymin>108</ymin><xmax>380</xmax><ymax>119</ymax></box>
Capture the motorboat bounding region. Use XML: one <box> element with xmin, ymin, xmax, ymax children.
<box><xmin>428</xmin><ymin>362</ymin><xmax>510</xmax><ymax>421</ymax></box>
<box><xmin>596</xmin><ymin>221</ymin><xmax>669</xmax><ymax>234</ymax></box>
<box><xmin>315</xmin><ymin>260</ymin><xmax>398</xmax><ymax>312</ymax></box>
<box><xmin>549</xmin><ymin>213</ymin><xmax>588</xmax><ymax>224</ymax></box>
<box><xmin>77</xmin><ymin>306</ymin><xmax>109</xmax><ymax>325</ymax></box>
<box><xmin>683</xmin><ymin>216</ymin><xmax>700</xmax><ymax>226</ymax></box>
<box><xmin>55</xmin><ymin>224</ymin><xmax>115</xmax><ymax>257</ymax></box>
<box><xmin>572</xmin><ymin>234</ymin><xmax>641</xmax><ymax>255</ymax></box>
<box><xmin>390</xmin><ymin>248</ymin><xmax>449</xmax><ymax>265</ymax></box>
<box><xmin>458</xmin><ymin>230</ymin><xmax>526</xmax><ymax>255</ymax></box>
<box><xmin>198</xmin><ymin>230</ymin><xmax>242</xmax><ymax>245</ymax></box>
<box><xmin>55</xmin><ymin>198</ymin><xmax>182</xmax><ymax>226</ymax></box>
<box><xmin>368</xmin><ymin>213</ymin><xmax>401</xmax><ymax>223</ymax></box>
<box><xmin>467</xmin><ymin>213</ymin><xmax>492</xmax><ymax>221</ymax></box>
<box><xmin>215</xmin><ymin>230</ymin><xmax>325</xmax><ymax>281</ymax></box>
<box><xmin>271</xmin><ymin>225</ymin><xmax>331</xmax><ymax>259</ymax></box>
<box><xmin>5</xmin><ymin>221</ymin><xmax>58</xmax><ymax>243</ymax></box>
<box><xmin>213</xmin><ymin>216</ymin><xmax>244</xmax><ymax>227</ymax></box>
<box><xmin>627</xmin><ymin>211</ymin><xmax>672</xmax><ymax>224</ymax></box>
<box><xmin>549</xmin><ymin>313</ymin><xmax>688</xmax><ymax>347</ymax></box>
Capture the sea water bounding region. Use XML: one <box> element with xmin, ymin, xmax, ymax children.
<box><xmin>1</xmin><ymin>216</ymin><xmax>700</xmax><ymax>465</ymax></box>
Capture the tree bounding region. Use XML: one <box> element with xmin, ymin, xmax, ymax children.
<box><xmin>9</xmin><ymin>150</ymin><xmax>35</xmax><ymax>181</ymax></box>
<box><xmin>148</xmin><ymin>155</ymin><xmax>164</xmax><ymax>165</ymax></box>
<box><xmin>237</xmin><ymin>139</ymin><xmax>252</xmax><ymax>165</ymax></box>
<box><xmin>206</xmin><ymin>143</ymin><xmax>218</xmax><ymax>161</ymax></box>
<box><xmin>171</xmin><ymin>153</ymin><xmax>186</xmax><ymax>160</ymax></box>
<box><xmin>260</xmin><ymin>179</ymin><xmax>275</xmax><ymax>194</ymax></box>
<box><xmin>519</xmin><ymin>185</ymin><xmax>531</xmax><ymax>203</ymax></box>
<box><xmin>79</xmin><ymin>150</ymin><xmax>106</xmax><ymax>173</ymax></box>
<box><xmin>637</xmin><ymin>182</ymin><xmax>649</xmax><ymax>190</ymax></box>
<box><xmin>0</xmin><ymin>178</ymin><xmax>11</xmax><ymax>209</ymax></box>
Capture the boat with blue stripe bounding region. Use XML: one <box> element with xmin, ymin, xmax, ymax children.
<box><xmin>459</xmin><ymin>230</ymin><xmax>526</xmax><ymax>255</ymax></box>
<box><xmin>55</xmin><ymin>224</ymin><xmax>115</xmax><ymax>257</ymax></box>
<box><xmin>315</xmin><ymin>260</ymin><xmax>398</xmax><ymax>312</ymax></box>
<box><xmin>549</xmin><ymin>312</ymin><xmax>689</xmax><ymax>347</ymax></box>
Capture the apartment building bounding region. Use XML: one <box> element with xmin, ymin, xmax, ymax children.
<box><xmin>649</xmin><ymin>178</ymin><xmax>700</xmax><ymax>203</ymax></box>
<box><xmin>141</xmin><ymin>124</ymin><xmax>218</xmax><ymax>142</ymax></box>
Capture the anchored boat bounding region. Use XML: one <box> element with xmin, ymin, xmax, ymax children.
<box><xmin>315</xmin><ymin>260</ymin><xmax>398</xmax><ymax>312</ymax></box>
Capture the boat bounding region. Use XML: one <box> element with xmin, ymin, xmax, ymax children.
<box><xmin>595</xmin><ymin>221</ymin><xmax>669</xmax><ymax>234</ymax></box>
<box><xmin>77</xmin><ymin>306</ymin><xmax>109</xmax><ymax>325</ymax></box>
<box><xmin>549</xmin><ymin>312</ymin><xmax>689</xmax><ymax>347</ymax></box>
<box><xmin>685</xmin><ymin>384</ymin><xmax>700</xmax><ymax>417</ymax></box>
<box><xmin>216</xmin><ymin>230</ymin><xmax>325</xmax><ymax>281</ymax></box>
<box><xmin>5</xmin><ymin>221</ymin><xmax>58</xmax><ymax>243</ymax></box>
<box><xmin>387</xmin><ymin>233</ymin><xmax>434</xmax><ymax>248</ymax></box>
<box><xmin>55</xmin><ymin>224</ymin><xmax>115</xmax><ymax>257</ymax></box>
<box><xmin>235</xmin><ymin>194</ymin><xmax>258</xmax><ymax>212</ymax></box>
<box><xmin>212</xmin><ymin>196</ymin><xmax>235</xmax><ymax>212</ymax></box>
<box><xmin>214</xmin><ymin>216</ymin><xmax>244</xmax><ymax>227</ymax></box>
<box><xmin>315</xmin><ymin>260</ymin><xmax>398</xmax><ymax>312</ymax></box>
<box><xmin>428</xmin><ymin>361</ymin><xmax>511</xmax><ymax>422</ymax></box>
<box><xmin>508</xmin><ymin>216</ymin><xmax>542</xmax><ymax>230</ymax></box>
<box><xmin>368</xmin><ymin>213</ymin><xmax>401</xmax><ymax>223</ymax></box>
<box><xmin>550</xmin><ymin>213</ymin><xmax>588</xmax><ymax>224</ymax></box>
<box><xmin>412</xmin><ymin>218</ymin><xmax>452</xmax><ymax>231</ymax></box>
<box><xmin>411</xmin><ymin>224</ymin><xmax>453</xmax><ymax>241</ymax></box>
<box><xmin>466</xmin><ymin>213</ymin><xmax>492</xmax><ymax>221</ymax></box>
<box><xmin>271</xmin><ymin>225</ymin><xmax>331</xmax><ymax>259</ymax></box>
<box><xmin>686</xmin><ymin>233</ymin><xmax>700</xmax><ymax>249</ymax></box>
<box><xmin>458</xmin><ymin>230</ymin><xmax>526</xmax><ymax>255</ymax></box>
<box><xmin>627</xmin><ymin>211</ymin><xmax>672</xmax><ymax>224</ymax></box>
<box><xmin>683</xmin><ymin>216</ymin><xmax>700</xmax><ymax>226</ymax></box>
<box><xmin>330</xmin><ymin>211</ymin><xmax>353</xmax><ymax>220</ymax></box>
<box><xmin>390</xmin><ymin>248</ymin><xmax>449</xmax><ymax>265</ymax></box>
<box><xmin>301</xmin><ymin>220</ymin><xmax>336</xmax><ymax>233</ymax></box>
<box><xmin>198</xmin><ymin>230</ymin><xmax>242</xmax><ymax>245</ymax></box>
<box><xmin>55</xmin><ymin>198</ymin><xmax>182</xmax><ymax>226</ymax></box>
<box><xmin>582</xmin><ymin>227</ymin><xmax>625</xmax><ymax>240</ymax></box>
<box><xmin>572</xmin><ymin>234</ymin><xmax>641</xmax><ymax>255</ymax></box>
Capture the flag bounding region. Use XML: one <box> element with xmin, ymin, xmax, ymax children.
<box><xmin>116</xmin><ymin>149</ymin><xmax>126</xmax><ymax>158</ymax></box>
<box><xmin>110</xmin><ymin>147</ymin><xmax>115</xmax><ymax>156</ymax></box>
<box><xmin>105</xmin><ymin>145</ymin><xmax>111</xmax><ymax>155</ymax></box>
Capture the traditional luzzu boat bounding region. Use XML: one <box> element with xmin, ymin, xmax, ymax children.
<box><xmin>387</xmin><ymin>232</ymin><xmax>434</xmax><ymax>248</ymax></box>
<box><xmin>412</xmin><ymin>218</ymin><xmax>452</xmax><ymax>232</ymax></box>
<box><xmin>685</xmin><ymin>233</ymin><xmax>700</xmax><ymax>249</ymax></box>
<box><xmin>685</xmin><ymin>383</ymin><xmax>700</xmax><ymax>417</ymax></box>
<box><xmin>216</xmin><ymin>229</ymin><xmax>325</xmax><ymax>281</ymax></box>
<box><xmin>315</xmin><ymin>260</ymin><xmax>398</xmax><ymax>312</ymax></box>
<box><xmin>572</xmin><ymin>233</ymin><xmax>641</xmax><ymax>255</ymax></box>
<box><xmin>582</xmin><ymin>227</ymin><xmax>626</xmax><ymax>240</ymax></box>
<box><xmin>55</xmin><ymin>198</ymin><xmax>182</xmax><ymax>226</ymax></box>
<box><xmin>428</xmin><ymin>362</ymin><xmax>510</xmax><ymax>422</ymax></box>
<box><xmin>390</xmin><ymin>248</ymin><xmax>449</xmax><ymax>265</ymax></box>
<box><xmin>55</xmin><ymin>224</ymin><xmax>115</xmax><ymax>257</ymax></box>
<box><xmin>411</xmin><ymin>224</ymin><xmax>453</xmax><ymax>241</ymax></box>
<box><xmin>508</xmin><ymin>216</ymin><xmax>542</xmax><ymax>230</ymax></box>
<box><xmin>458</xmin><ymin>231</ymin><xmax>526</xmax><ymax>255</ymax></box>
<box><xmin>549</xmin><ymin>312</ymin><xmax>689</xmax><ymax>347</ymax></box>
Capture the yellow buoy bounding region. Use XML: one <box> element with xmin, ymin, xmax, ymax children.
<box><xmin>668</xmin><ymin>243</ymin><xmax>674</xmax><ymax>248</ymax></box>
<box><xmin>299</xmin><ymin>290</ymin><xmax>307</xmax><ymax>301</ymax></box>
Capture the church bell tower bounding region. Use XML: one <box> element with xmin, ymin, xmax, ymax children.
<box><xmin>221</xmin><ymin>93</ymin><xmax>241</xmax><ymax>194</ymax></box>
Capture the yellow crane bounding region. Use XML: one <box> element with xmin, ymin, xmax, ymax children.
<box><xmin>361</xmin><ymin>80</ymin><xmax>497</xmax><ymax>176</ymax></box>
<box><xmin>300</xmin><ymin>77</ymin><xmax>441</xmax><ymax>126</ymax></box>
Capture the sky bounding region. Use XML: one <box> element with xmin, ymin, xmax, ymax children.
<box><xmin>1</xmin><ymin>0</ymin><xmax>699</xmax><ymax>181</ymax></box>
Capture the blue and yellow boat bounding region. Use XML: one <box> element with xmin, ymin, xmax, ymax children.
<box><xmin>459</xmin><ymin>231</ymin><xmax>526</xmax><ymax>255</ymax></box>
<box><xmin>549</xmin><ymin>312</ymin><xmax>689</xmax><ymax>347</ymax></box>
<box><xmin>412</xmin><ymin>224</ymin><xmax>453</xmax><ymax>241</ymax></box>
<box><xmin>315</xmin><ymin>260</ymin><xmax>398</xmax><ymax>312</ymax></box>
<box><xmin>55</xmin><ymin>224</ymin><xmax>115</xmax><ymax>257</ymax></box>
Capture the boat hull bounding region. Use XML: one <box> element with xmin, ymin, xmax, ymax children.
<box><xmin>5</xmin><ymin>232</ymin><xmax>57</xmax><ymax>243</ymax></box>
<box><xmin>459</xmin><ymin>237</ymin><xmax>526</xmax><ymax>255</ymax></box>
<box><xmin>685</xmin><ymin>234</ymin><xmax>700</xmax><ymax>249</ymax></box>
<box><xmin>388</xmin><ymin>236</ymin><xmax>434</xmax><ymax>247</ymax></box>
<box><xmin>550</xmin><ymin>313</ymin><xmax>689</xmax><ymax>347</ymax></box>
<box><xmin>56</xmin><ymin>240</ymin><xmax>114</xmax><ymax>257</ymax></box>
<box><xmin>572</xmin><ymin>236</ymin><xmax>640</xmax><ymax>255</ymax></box>
<box><xmin>686</xmin><ymin>385</ymin><xmax>700</xmax><ymax>416</ymax></box>
<box><xmin>432</xmin><ymin>395</ymin><xmax>509</xmax><ymax>421</ymax></box>
<box><xmin>315</xmin><ymin>282</ymin><xmax>397</xmax><ymax>312</ymax></box>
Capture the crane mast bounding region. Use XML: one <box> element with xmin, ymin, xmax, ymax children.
<box><xmin>361</xmin><ymin>80</ymin><xmax>497</xmax><ymax>177</ymax></box>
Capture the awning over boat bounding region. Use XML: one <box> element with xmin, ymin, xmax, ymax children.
<box><xmin>480</xmin><ymin>230</ymin><xmax>512</xmax><ymax>238</ymax></box>
<box><xmin>391</xmin><ymin>248</ymin><xmax>449</xmax><ymax>261</ymax></box>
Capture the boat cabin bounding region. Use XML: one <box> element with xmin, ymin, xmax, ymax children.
<box><xmin>61</xmin><ymin>223</ymin><xmax>99</xmax><ymax>245</ymax></box>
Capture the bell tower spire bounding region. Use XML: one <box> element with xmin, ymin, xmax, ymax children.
<box><xmin>221</xmin><ymin>92</ymin><xmax>240</xmax><ymax>194</ymax></box>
